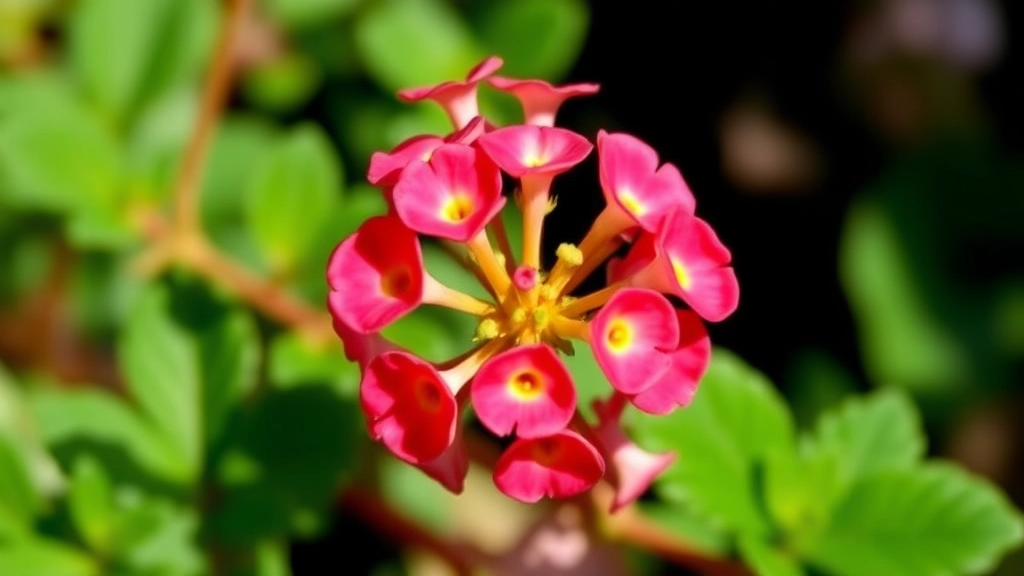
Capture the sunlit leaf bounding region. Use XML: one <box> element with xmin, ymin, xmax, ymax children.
<box><xmin>839</xmin><ymin>199</ymin><xmax>968</xmax><ymax>393</ymax></box>
<box><xmin>69</xmin><ymin>0</ymin><xmax>216</xmax><ymax>123</ymax></box>
<box><xmin>631</xmin><ymin>348</ymin><xmax>794</xmax><ymax>537</ymax></box>
<box><xmin>241</xmin><ymin>52</ymin><xmax>322</xmax><ymax>113</ymax></box>
<box><xmin>260</xmin><ymin>0</ymin><xmax>361</xmax><ymax>30</ymax></box>
<box><xmin>807</xmin><ymin>463</ymin><xmax>1024</xmax><ymax>576</ymax></box>
<box><xmin>119</xmin><ymin>289</ymin><xmax>202</xmax><ymax>482</ymax></box>
<box><xmin>109</xmin><ymin>498</ymin><xmax>205</xmax><ymax>576</ymax></box>
<box><xmin>198</xmin><ymin>307</ymin><xmax>260</xmax><ymax>447</ymax></box>
<box><xmin>30</xmin><ymin>389</ymin><xmax>186</xmax><ymax>483</ymax></box>
<box><xmin>812</xmin><ymin>388</ymin><xmax>924</xmax><ymax>488</ymax></box>
<box><xmin>739</xmin><ymin>535</ymin><xmax>806</xmax><ymax>576</ymax></box>
<box><xmin>0</xmin><ymin>94</ymin><xmax>120</xmax><ymax>213</ymax></box>
<box><xmin>475</xmin><ymin>0</ymin><xmax>588</xmax><ymax>81</ymax></box>
<box><xmin>267</xmin><ymin>331</ymin><xmax>358</xmax><ymax>395</ymax></box>
<box><xmin>635</xmin><ymin>501</ymin><xmax>730</xmax><ymax>556</ymax></box>
<box><xmin>354</xmin><ymin>0</ymin><xmax>483</xmax><ymax>93</ymax></box>
<box><xmin>0</xmin><ymin>537</ymin><xmax>99</xmax><ymax>576</ymax></box>
<box><xmin>245</xmin><ymin>124</ymin><xmax>343</xmax><ymax>272</ymax></box>
<box><xmin>68</xmin><ymin>456</ymin><xmax>117</xmax><ymax>554</ymax></box>
<box><xmin>0</xmin><ymin>433</ymin><xmax>38</xmax><ymax>525</ymax></box>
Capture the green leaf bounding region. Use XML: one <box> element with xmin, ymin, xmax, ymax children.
<box><xmin>30</xmin><ymin>388</ymin><xmax>186</xmax><ymax>483</ymax></box>
<box><xmin>354</xmin><ymin>0</ymin><xmax>484</xmax><ymax>93</ymax></box>
<box><xmin>0</xmin><ymin>367</ymin><xmax>64</xmax><ymax>502</ymax></box>
<box><xmin>422</xmin><ymin>242</ymin><xmax>489</xmax><ymax>301</ymax></box>
<box><xmin>125</xmin><ymin>89</ymin><xmax>197</xmax><ymax>204</ymax></box>
<box><xmin>260</xmin><ymin>0</ymin><xmax>361</xmax><ymax>29</ymax></box>
<box><xmin>763</xmin><ymin>441</ymin><xmax>844</xmax><ymax>547</ymax></box>
<box><xmin>268</xmin><ymin>331</ymin><xmax>359</xmax><ymax>394</ymax></box>
<box><xmin>199</xmin><ymin>308</ymin><xmax>260</xmax><ymax>447</ymax></box>
<box><xmin>69</xmin><ymin>0</ymin><xmax>216</xmax><ymax>123</ymax></box>
<box><xmin>812</xmin><ymin>388</ymin><xmax>925</xmax><ymax>488</ymax></box>
<box><xmin>0</xmin><ymin>537</ymin><xmax>99</xmax><ymax>576</ymax></box>
<box><xmin>68</xmin><ymin>456</ymin><xmax>117</xmax><ymax>554</ymax></box>
<box><xmin>0</xmin><ymin>433</ymin><xmax>38</xmax><ymax>525</ymax></box>
<box><xmin>631</xmin><ymin>348</ymin><xmax>794</xmax><ymax>537</ymax></box>
<box><xmin>201</xmin><ymin>115</ymin><xmax>278</xmax><ymax>226</ymax></box>
<box><xmin>738</xmin><ymin>535</ymin><xmax>806</xmax><ymax>576</ymax></box>
<box><xmin>635</xmin><ymin>501</ymin><xmax>730</xmax><ymax>556</ymax></box>
<box><xmin>245</xmin><ymin>124</ymin><xmax>343</xmax><ymax>272</ymax></box>
<box><xmin>256</xmin><ymin>540</ymin><xmax>293</xmax><ymax>576</ymax></box>
<box><xmin>381</xmin><ymin>307</ymin><xmax>473</xmax><ymax>363</ymax></box>
<box><xmin>808</xmin><ymin>463</ymin><xmax>1024</xmax><ymax>576</ymax></box>
<box><xmin>241</xmin><ymin>52</ymin><xmax>322</xmax><ymax>114</ymax></box>
<box><xmin>378</xmin><ymin>455</ymin><xmax>454</xmax><ymax>533</ymax></box>
<box><xmin>476</xmin><ymin>0</ymin><xmax>589</xmax><ymax>81</ymax></box>
<box><xmin>0</xmin><ymin>93</ymin><xmax>120</xmax><ymax>213</ymax></box>
<box><xmin>839</xmin><ymin>198</ymin><xmax>969</xmax><ymax>392</ymax></box>
<box><xmin>560</xmin><ymin>341</ymin><xmax>613</xmax><ymax>421</ymax></box>
<box><xmin>119</xmin><ymin>289</ymin><xmax>201</xmax><ymax>481</ymax></box>
<box><xmin>109</xmin><ymin>498</ymin><xmax>204</xmax><ymax>576</ymax></box>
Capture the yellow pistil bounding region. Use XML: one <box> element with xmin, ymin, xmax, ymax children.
<box><xmin>509</xmin><ymin>370</ymin><xmax>544</xmax><ymax>401</ymax></box>
<box><xmin>605</xmin><ymin>319</ymin><xmax>632</xmax><ymax>354</ymax></box>
<box><xmin>441</xmin><ymin>195</ymin><xmax>474</xmax><ymax>222</ymax></box>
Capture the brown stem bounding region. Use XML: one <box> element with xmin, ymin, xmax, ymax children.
<box><xmin>172</xmin><ymin>0</ymin><xmax>251</xmax><ymax>236</ymax></box>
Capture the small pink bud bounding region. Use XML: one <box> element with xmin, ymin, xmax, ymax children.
<box><xmin>398</xmin><ymin>56</ymin><xmax>504</xmax><ymax>129</ymax></box>
<box><xmin>488</xmin><ymin>76</ymin><xmax>600</xmax><ymax>127</ymax></box>
<box><xmin>513</xmin><ymin>265</ymin><xmax>538</xmax><ymax>291</ymax></box>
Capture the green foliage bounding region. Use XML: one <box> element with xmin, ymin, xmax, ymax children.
<box><xmin>245</xmin><ymin>123</ymin><xmax>344</xmax><ymax>273</ymax></box>
<box><xmin>69</xmin><ymin>0</ymin><xmax>216</xmax><ymax>124</ymax></box>
<box><xmin>631</xmin><ymin>350</ymin><xmax>1024</xmax><ymax>576</ymax></box>
<box><xmin>474</xmin><ymin>0</ymin><xmax>589</xmax><ymax>81</ymax></box>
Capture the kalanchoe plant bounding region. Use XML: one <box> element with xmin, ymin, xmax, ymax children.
<box><xmin>327</xmin><ymin>56</ymin><xmax>739</xmax><ymax>506</ymax></box>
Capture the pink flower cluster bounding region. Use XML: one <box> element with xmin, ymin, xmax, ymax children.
<box><xmin>327</xmin><ymin>56</ymin><xmax>739</xmax><ymax>509</ymax></box>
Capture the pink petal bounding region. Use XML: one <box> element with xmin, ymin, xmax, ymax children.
<box><xmin>488</xmin><ymin>76</ymin><xmax>600</xmax><ymax>126</ymax></box>
<box><xmin>330</xmin><ymin>316</ymin><xmax>399</xmax><ymax>369</ymax></box>
<box><xmin>591</xmin><ymin>396</ymin><xmax>675</xmax><ymax>512</ymax></box>
<box><xmin>326</xmin><ymin>216</ymin><xmax>424</xmax><ymax>333</ymax></box>
<box><xmin>361</xmin><ymin>351</ymin><xmax>458</xmax><ymax>464</ymax></box>
<box><xmin>392</xmin><ymin>143</ymin><xmax>505</xmax><ymax>242</ymax></box>
<box><xmin>598</xmin><ymin>131</ymin><xmax>696</xmax><ymax>232</ymax></box>
<box><xmin>589</xmin><ymin>288</ymin><xmax>679</xmax><ymax>394</ymax></box>
<box><xmin>656</xmin><ymin>210</ymin><xmax>739</xmax><ymax>322</ymax></box>
<box><xmin>493</xmin><ymin>431</ymin><xmax>605</xmax><ymax>503</ymax></box>
<box><xmin>477</xmin><ymin>125</ymin><xmax>593</xmax><ymax>178</ymax></box>
<box><xmin>367</xmin><ymin>134</ymin><xmax>445</xmax><ymax>187</ymax></box>
<box><xmin>397</xmin><ymin>56</ymin><xmax>504</xmax><ymax>129</ymax></box>
<box><xmin>415</xmin><ymin>427</ymin><xmax>469</xmax><ymax>494</ymax></box>
<box><xmin>471</xmin><ymin>344</ymin><xmax>577</xmax><ymax>438</ymax></box>
<box><xmin>629</xmin><ymin>310</ymin><xmax>711</xmax><ymax>414</ymax></box>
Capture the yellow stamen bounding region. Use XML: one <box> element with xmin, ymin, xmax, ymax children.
<box><xmin>475</xmin><ymin>318</ymin><xmax>500</xmax><ymax>340</ymax></box>
<box><xmin>468</xmin><ymin>232</ymin><xmax>511</xmax><ymax>296</ymax></box>
<box><xmin>605</xmin><ymin>319</ymin><xmax>632</xmax><ymax>354</ymax></box>
<box><xmin>422</xmin><ymin>277</ymin><xmax>493</xmax><ymax>316</ymax></box>
<box><xmin>555</xmin><ymin>243</ymin><xmax>583</xmax><ymax>267</ymax></box>
<box><xmin>559</xmin><ymin>279</ymin><xmax>628</xmax><ymax>318</ymax></box>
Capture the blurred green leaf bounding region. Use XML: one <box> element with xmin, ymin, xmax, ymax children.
<box><xmin>69</xmin><ymin>252</ymin><xmax>145</xmax><ymax>339</ymax></box>
<box><xmin>0</xmin><ymin>433</ymin><xmax>38</xmax><ymax>525</ymax></box>
<box><xmin>0</xmin><ymin>92</ymin><xmax>120</xmax><ymax>213</ymax></box>
<box><xmin>120</xmin><ymin>289</ymin><xmax>201</xmax><ymax>482</ymax></box>
<box><xmin>256</xmin><ymin>540</ymin><xmax>293</xmax><ymax>576</ymax></box>
<box><xmin>381</xmin><ymin>307</ymin><xmax>473</xmax><ymax>363</ymax></box>
<box><xmin>30</xmin><ymin>388</ymin><xmax>186</xmax><ymax>484</ymax></box>
<box><xmin>68</xmin><ymin>456</ymin><xmax>117</xmax><ymax>554</ymax></box>
<box><xmin>0</xmin><ymin>537</ymin><xmax>99</xmax><ymax>576</ymax></box>
<box><xmin>260</xmin><ymin>0</ymin><xmax>361</xmax><ymax>30</ymax></box>
<box><xmin>739</xmin><ymin>535</ymin><xmax>805</xmax><ymax>576</ymax></box>
<box><xmin>0</xmin><ymin>366</ymin><xmax>64</xmax><ymax>502</ymax></box>
<box><xmin>785</xmin><ymin>348</ymin><xmax>858</xmax><ymax>428</ymax></box>
<box><xmin>69</xmin><ymin>0</ymin><xmax>216</xmax><ymax>123</ymax></box>
<box><xmin>125</xmin><ymin>88</ymin><xmax>197</xmax><ymax>204</ymax></box>
<box><xmin>377</xmin><ymin>456</ymin><xmax>452</xmax><ymax>532</ymax></box>
<box><xmin>333</xmin><ymin>184</ymin><xmax>389</xmax><ymax>241</ymax></box>
<box><xmin>811</xmin><ymin>389</ymin><xmax>924</xmax><ymax>489</ymax></box>
<box><xmin>763</xmin><ymin>442</ymin><xmax>843</xmax><ymax>548</ymax></box>
<box><xmin>109</xmin><ymin>497</ymin><xmax>204</xmax><ymax>576</ymax></box>
<box><xmin>241</xmin><ymin>52</ymin><xmax>322</xmax><ymax>113</ymax></box>
<box><xmin>631</xmin><ymin>348</ymin><xmax>794</xmax><ymax>537</ymax></box>
<box><xmin>245</xmin><ymin>124</ymin><xmax>343</xmax><ymax>272</ymax></box>
<box><xmin>807</xmin><ymin>463</ymin><xmax>1024</xmax><ymax>576</ymax></box>
<box><xmin>354</xmin><ymin>0</ymin><xmax>483</xmax><ymax>93</ymax></box>
<box><xmin>839</xmin><ymin>199</ymin><xmax>968</xmax><ymax>393</ymax></box>
<box><xmin>213</xmin><ymin>387</ymin><xmax>360</xmax><ymax>541</ymax></box>
<box><xmin>201</xmin><ymin>115</ymin><xmax>278</xmax><ymax>225</ymax></box>
<box><xmin>199</xmin><ymin>307</ymin><xmax>260</xmax><ymax>447</ymax></box>
<box><xmin>268</xmin><ymin>331</ymin><xmax>358</xmax><ymax>394</ymax></box>
<box><xmin>560</xmin><ymin>341</ymin><xmax>612</xmax><ymax>421</ymax></box>
<box><xmin>422</xmin><ymin>242</ymin><xmax>489</xmax><ymax>301</ymax></box>
<box><xmin>635</xmin><ymin>501</ymin><xmax>730</xmax><ymax>556</ymax></box>
<box><xmin>475</xmin><ymin>0</ymin><xmax>588</xmax><ymax>81</ymax></box>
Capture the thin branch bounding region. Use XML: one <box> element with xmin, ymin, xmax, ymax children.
<box><xmin>171</xmin><ymin>0</ymin><xmax>251</xmax><ymax>236</ymax></box>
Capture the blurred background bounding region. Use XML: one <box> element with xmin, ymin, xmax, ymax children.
<box><xmin>0</xmin><ymin>0</ymin><xmax>1022</xmax><ymax>575</ymax></box>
